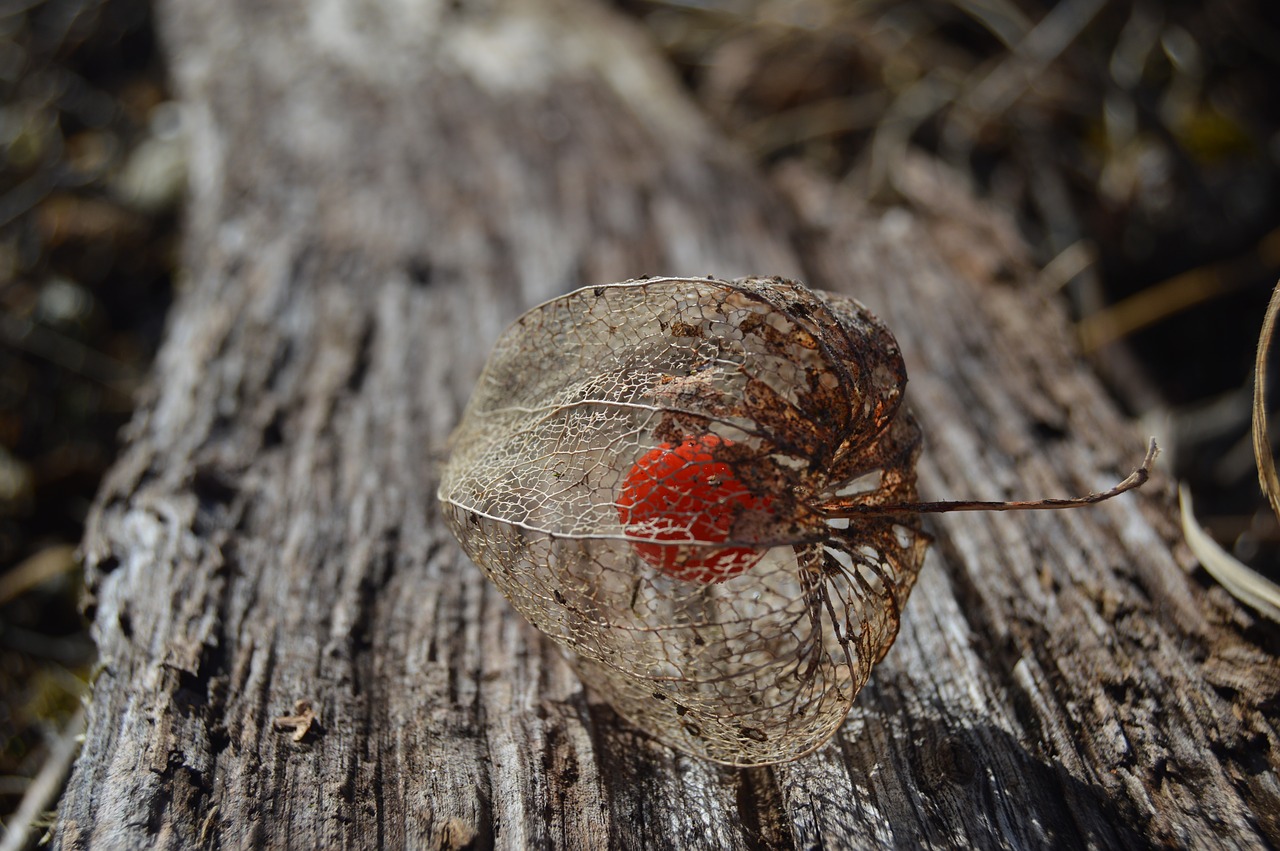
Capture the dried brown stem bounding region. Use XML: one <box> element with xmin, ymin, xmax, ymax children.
<box><xmin>823</xmin><ymin>439</ymin><xmax>1157</xmax><ymax>518</ymax></box>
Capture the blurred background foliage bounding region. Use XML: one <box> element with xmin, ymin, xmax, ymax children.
<box><xmin>0</xmin><ymin>0</ymin><xmax>1277</xmax><ymax>834</ymax></box>
<box><xmin>0</xmin><ymin>0</ymin><xmax>175</xmax><ymax>830</ymax></box>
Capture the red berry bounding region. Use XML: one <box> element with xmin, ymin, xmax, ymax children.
<box><xmin>616</xmin><ymin>434</ymin><xmax>773</xmax><ymax>582</ymax></box>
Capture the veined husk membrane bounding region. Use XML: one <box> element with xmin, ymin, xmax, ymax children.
<box><xmin>439</xmin><ymin>276</ymin><xmax>928</xmax><ymax>765</ymax></box>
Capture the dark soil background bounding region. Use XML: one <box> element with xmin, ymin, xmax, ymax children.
<box><xmin>1</xmin><ymin>0</ymin><xmax>1277</xmax><ymax>837</ymax></box>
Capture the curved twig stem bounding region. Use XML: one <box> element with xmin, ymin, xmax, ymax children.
<box><xmin>822</xmin><ymin>439</ymin><xmax>1158</xmax><ymax>518</ymax></box>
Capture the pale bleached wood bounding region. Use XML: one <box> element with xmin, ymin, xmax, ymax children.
<box><xmin>52</xmin><ymin>0</ymin><xmax>1278</xmax><ymax>848</ymax></box>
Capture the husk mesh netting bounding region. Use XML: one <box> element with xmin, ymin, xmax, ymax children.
<box><xmin>439</xmin><ymin>276</ymin><xmax>929</xmax><ymax>765</ymax></box>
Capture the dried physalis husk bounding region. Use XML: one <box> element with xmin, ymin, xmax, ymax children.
<box><xmin>438</xmin><ymin>275</ymin><xmax>1153</xmax><ymax>766</ymax></box>
<box><xmin>438</xmin><ymin>275</ymin><xmax>926</xmax><ymax>765</ymax></box>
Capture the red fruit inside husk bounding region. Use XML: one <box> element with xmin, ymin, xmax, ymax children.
<box><xmin>616</xmin><ymin>434</ymin><xmax>773</xmax><ymax>582</ymax></box>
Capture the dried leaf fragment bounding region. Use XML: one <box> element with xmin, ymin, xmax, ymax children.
<box><xmin>1179</xmin><ymin>484</ymin><xmax>1280</xmax><ymax>623</ymax></box>
<box><xmin>1254</xmin><ymin>278</ymin><xmax>1280</xmax><ymax>522</ymax></box>
<box><xmin>273</xmin><ymin>699</ymin><xmax>320</xmax><ymax>742</ymax></box>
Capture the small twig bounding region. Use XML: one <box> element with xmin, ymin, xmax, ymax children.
<box><xmin>1076</xmin><ymin>232</ymin><xmax>1279</xmax><ymax>352</ymax></box>
<box><xmin>0</xmin><ymin>708</ymin><xmax>84</xmax><ymax>851</ymax></box>
<box><xmin>824</xmin><ymin>440</ymin><xmax>1157</xmax><ymax>517</ymax></box>
<box><xmin>0</xmin><ymin>545</ymin><xmax>78</xmax><ymax>608</ymax></box>
<box><xmin>1032</xmin><ymin>240</ymin><xmax>1095</xmax><ymax>297</ymax></box>
<box><xmin>742</xmin><ymin>92</ymin><xmax>888</xmax><ymax>158</ymax></box>
<box><xmin>0</xmin><ymin>312</ymin><xmax>136</xmax><ymax>388</ymax></box>
<box><xmin>953</xmin><ymin>0</ymin><xmax>1108</xmax><ymax>124</ymax></box>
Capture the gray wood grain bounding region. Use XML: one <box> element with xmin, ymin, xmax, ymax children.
<box><xmin>53</xmin><ymin>0</ymin><xmax>1278</xmax><ymax>848</ymax></box>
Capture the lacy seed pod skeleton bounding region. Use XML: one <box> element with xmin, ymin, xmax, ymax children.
<box><xmin>438</xmin><ymin>275</ymin><xmax>1153</xmax><ymax>766</ymax></box>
